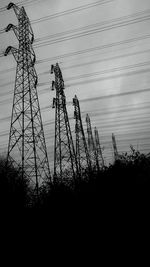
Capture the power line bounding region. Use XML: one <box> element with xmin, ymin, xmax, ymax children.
<box><xmin>2</xmin><ymin>46</ymin><xmax>150</xmax><ymax>77</ymax></box>
<box><xmin>66</xmin><ymin>68</ymin><xmax>150</xmax><ymax>88</ymax></box>
<box><xmin>2</xmin><ymin>59</ymin><xmax>150</xmax><ymax>92</ymax></box>
<box><xmin>37</xmin><ymin>62</ymin><xmax>150</xmax><ymax>90</ymax></box>
<box><xmin>1</xmin><ymin>33</ymin><xmax>149</xmax><ymax>68</ymax></box>
<box><xmin>67</xmin><ymin>86</ymin><xmax>150</xmax><ymax>105</ymax></box>
<box><xmin>35</xmin><ymin>60</ymin><xmax>150</xmax><ymax>89</ymax></box>
<box><xmin>34</xmin><ymin>15</ymin><xmax>150</xmax><ymax>48</ymax></box>
<box><xmin>35</xmin><ymin>9</ymin><xmax>150</xmax><ymax>43</ymax></box>
<box><xmin>0</xmin><ymin>0</ymin><xmax>119</xmax><ymax>36</ymax></box>
<box><xmin>35</xmin><ymin>33</ymin><xmax>150</xmax><ymax>62</ymax></box>
<box><xmin>31</xmin><ymin>0</ymin><xmax>116</xmax><ymax>24</ymax></box>
<box><xmin>1</xmin><ymin>99</ymin><xmax>150</xmax><ymax>122</ymax></box>
<box><xmin>65</xmin><ymin>60</ymin><xmax>150</xmax><ymax>82</ymax></box>
<box><xmin>61</xmin><ymin>49</ymin><xmax>150</xmax><ymax>70</ymax></box>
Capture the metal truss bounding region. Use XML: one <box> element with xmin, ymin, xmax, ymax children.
<box><xmin>4</xmin><ymin>2</ymin><xmax>51</xmax><ymax>195</ymax></box>
<box><xmin>94</xmin><ymin>127</ymin><xmax>105</xmax><ymax>169</ymax></box>
<box><xmin>73</xmin><ymin>95</ymin><xmax>91</xmax><ymax>175</ymax></box>
<box><xmin>112</xmin><ymin>133</ymin><xmax>119</xmax><ymax>161</ymax></box>
<box><xmin>51</xmin><ymin>63</ymin><xmax>78</xmax><ymax>184</ymax></box>
<box><xmin>86</xmin><ymin>114</ymin><xmax>99</xmax><ymax>171</ymax></box>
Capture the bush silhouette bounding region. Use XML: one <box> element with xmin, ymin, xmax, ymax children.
<box><xmin>0</xmin><ymin>148</ymin><xmax>150</xmax><ymax>211</ymax></box>
<box><xmin>0</xmin><ymin>157</ymin><xmax>30</xmax><ymax>209</ymax></box>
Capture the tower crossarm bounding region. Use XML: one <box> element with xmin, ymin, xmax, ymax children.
<box><xmin>7</xmin><ymin>2</ymin><xmax>20</xmax><ymax>18</ymax></box>
<box><xmin>5</xmin><ymin>24</ymin><xmax>19</xmax><ymax>40</ymax></box>
<box><xmin>4</xmin><ymin>46</ymin><xmax>18</xmax><ymax>62</ymax></box>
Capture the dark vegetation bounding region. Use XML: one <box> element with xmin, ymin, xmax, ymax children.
<box><xmin>0</xmin><ymin>147</ymin><xmax>150</xmax><ymax>213</ymax></box>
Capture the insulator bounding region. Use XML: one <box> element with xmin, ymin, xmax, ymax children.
<box><xmin>75</xmin><ymin>124</ymin><xmax>79</xmax><ymax>133</ymax></box>
<box><xmin>52</xmin><ymin>98</ymin><xmax>56</xmax><ymax>108</ymax></box>
<box><xmin>51</xmin><ymin>65</ymin><xmax>54</xmax><ymax>74</ymax></box>
<box><xmin>31</xmin><ymin>34</ymin><xmax>34</xmax><ymax>44</ymax></box>
<box><xmin>73</xmin><ymin>98</ymin><xmax>76</xmax><ymax>106</ymax></box>
<box><xmin>5</xmin><ymin>24</ymin><xmax>13</xmax><ymax>32</ymax></box>
<box><xmin>51</xmin><ymin>80</ymin><xmax>55</xmax><ymax>90</ymax></box>
<box><xmin>62</xmin><ymin>80</ymin><xmax>65</xmax><ymax>90</ymax></box>
<box><xmin>35</xmin><ymin>77</ymin><xmax>38</xmax><ymax>87</ymax></box>
<box><xmin>62</xmin><ymin>96</ymin><xmax>66</xmax><ymax>105</ymax></box>
<box><xmin>74</xmin><ymin>111</ymin><xmax>76</xmax><ymax>119</ymax></box>
<box><xmin>4</xmin><ymin>46</ymin><xmax>12</xmax><ymax>56</ymax></box>
<box><xmin>32</xmin><ymin>54</ymin><xmax>36</xmax><ymax>65</ymax></box>
<box><xmin>86</xmin><ymin>115</ymin><xmax>88</xmax><ymax>123</ymax></box>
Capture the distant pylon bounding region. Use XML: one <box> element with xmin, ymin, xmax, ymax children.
<box><xmin>94</xmin><ymin>127</ymin><xmax>104</xmax><ymax>169</ymax></box>
<box><xmin>51</xmin><ymin>63</ymin><xmax>78</xmax><ymax>184</ymax></box>
<box><xmin>86</xmin><ymin>114</ymin><xmax>99</xmax><ymax>171</ymax></box>
<box><xmin>73</xmin><ymin>95</ymin><xmax>91</xmax><ymax>175</ymax></box>
<box><xmin>4</xmin><ymin>2</ymin><xmax>51</xmax><ymax>194</ymax></box>
<box><xmin>112</xmin><ymin>133</ymin><xmax>119</xmax><ymax>161</ymax></box>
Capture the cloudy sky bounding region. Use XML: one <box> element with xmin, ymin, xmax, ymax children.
<box><xmin>0</xmin><ymin>0</ymin><xmax>150</xmax><ymax>170</ymax></box>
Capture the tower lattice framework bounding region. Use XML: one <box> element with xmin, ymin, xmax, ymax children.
<box><xmin>112</xmin><ymin>133</ymin><xmax>119</xmax><ymax>161</ymax></box>
<box><xmin>86</xmin><ymin>114</ymin><xmax>99</xmax><ymax>171</ymax></box>
<box><xmin>73</xmin><ymin>95</ymin><xmax>91</xmax><ymax>175</ymax></box>
<box><xmin>51</xmin><ymin>63</ymin><xmax>78</xmax><ymax>183</ymax></box>
<box><xmin>4</xmin><ymin>2</ymin><xmax>51</xmax><ymax>192</ymax></box>
<box><xmin>94</xmin><ymin>127</ymin><xmax>104</xmax><ymax>169</ymax></box>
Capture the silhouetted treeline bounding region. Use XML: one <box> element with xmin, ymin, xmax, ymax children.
<box><xmin>0</xmin><ymin>148</ymin><xmax>150</xmax><ymax>211</ymax></box>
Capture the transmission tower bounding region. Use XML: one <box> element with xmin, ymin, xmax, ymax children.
<box><xmin>112</xmin><ymin>133</ymin><xmax>119</xmax><ymax>161</ymax></box>
<box><xmin>51</xmin><ymin>63</ymin><xmax>78</xmax><ymax>184</ymax></box>
<box><xmin>73</xmin><ymin>95</ymin><xmax>91</xmax><ymax>175</ymax></box>
<box><xmin>94</xmin><ymin>127</ymin><xmax>104</xmax><ymax>169</ymax></box>
<box><xmin>4</xmin><ymin>2</ymin><xmax>51</xmax><ymax>194</ymax></box>
<box><xmin>86</xmin><ymin>114</ymin><xmax>99</xmax><ymax>171</ymax></box>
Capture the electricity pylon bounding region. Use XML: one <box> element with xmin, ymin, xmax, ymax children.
<box><xmin>4</xmin><ymin>2</ymin><xmax>51</xmax><ymax>195</ymax></box>
<box><xmin>51</xmin><ymin>63</ymin><xmax>78</xmax><ymax>184</ymax></box>
<box><xmin>112</xmin><ymin>133</ymin><xmax>119</xmax><ymax>161</ymax></box>
<box><xmin>73</xmin><ymin>95</ymin><xmax>91</xmax><ymax>175</ymax></box>
<box><xmin>86</xmin><ymin>114</ymin><xmax>99</xmax><ymax>171</ymax></box>
<box><xmin>94</xmin><ymin>127</ymin><xmax>104</xmax><ymax>169</ymax></box>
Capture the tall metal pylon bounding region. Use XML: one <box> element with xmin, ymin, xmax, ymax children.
<box><xmin>4</xmin><ymin>2</ymin><xmax>51</xmax><ymax>194</ymax></box>
<box><xmin>86</xmin><ymin>114</ymin><xmax>99</xmax><ymax>171</ymax></box>
<box><xmin>112</xmin><ymin>133</ymin><xmax>119</xmax><ymax>161</ymax></box>
<box><xmin>51</xmin><ymin>63</ymin><xmax>78</xmax><ymax>184</ymax></box>
<box><xmin>94</xmin><ymin>127</ymin><xmax>104</xmax><ymax>169</ymax></box>
<box><xmin>73</xmin><ymin>95</ymin><xmax>91</xmax><ymax>175</ymax></box>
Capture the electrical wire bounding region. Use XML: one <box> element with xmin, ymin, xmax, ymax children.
<box><xmin>65</xmin><ymin>60</ymin><xmax>150</xmax><ymax>82</ymax></box>
<box><xmin>34</xmin><ymin>16</ymin><xmax>150</xmax><ymax>48</ymax></box>
<box><xmin>31</xmin><ymin>0</ymin><xmax>116</xmax><ymax>24</ymax></box>
<box><xmin>35</xmin><ymin>34</ymin><xmax>150</xmax><ymax>63</ymax></box>
<box><xmin>60</xmin><ymin>49</ymin><xmax>150</xmax><ymax>71</ymax></box>
<box><xmin>2</xmin><ymin>43</ymin><xmax>150</xmax><ymax>77</ymax></box>
<box><xmin>35</xmin><ymin>9</ymin><xmax>150</xmax><ymax>43</ymax></box>
<box><xmin>2</xmin><ymin>59</ymin><xmax>150</xmax><ymax>92</ymax></box>
<box><xmin>1</xmin><ymin>32</ymin><xmax>149</xmax><ymax>65</ymax></box>
<box><xmin>66</xmin><ymin>68</ymin><xmax>150</xmax><ymax>88</ymax></box>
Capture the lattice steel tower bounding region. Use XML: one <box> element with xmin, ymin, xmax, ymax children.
<box><xmin>51</xmin><ymin>63</ymin><xmax>78</xmax><ymax>183</ymax></box>
<box><xmin>73</xmin><ymin>95</ymin><xmax>91</xmax><ymax>175</ymax></box>
<box><xmin>94</xmin><ymin>127</ymin><xmax>104</xmax><ymax>169</ymax></box>
<box><xmin>112</xmin><ymin>133</ymin><xmax>119</xmax><ymax>161</ymax></box>
<box><xmin>4</xmin><ymin>2</ymin><xmax>51</xmax><ymax>193</ymax></box>
<box><xmin>86</xmin><ymin>114</ymin><xmax>99</xmax><ymax>171</ymax></box>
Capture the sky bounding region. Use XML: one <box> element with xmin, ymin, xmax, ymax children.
<box><xmin>0</xmin><ymin>0</ymin><xmax>150</xmax><ymax>171</ymax></box>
